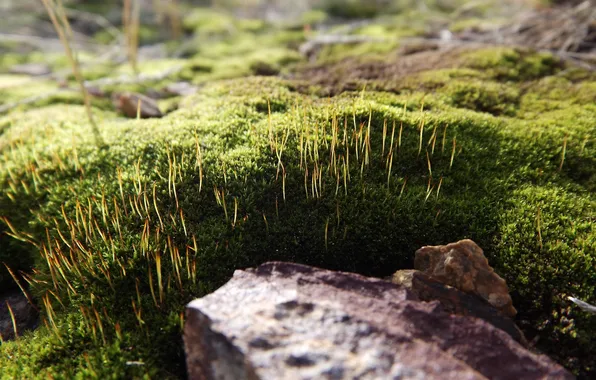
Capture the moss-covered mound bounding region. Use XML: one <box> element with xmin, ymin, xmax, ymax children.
<box><xmin>1</xmin><ymin>47</ymin><xmax>595</xmax><ymax>377</ymax></box>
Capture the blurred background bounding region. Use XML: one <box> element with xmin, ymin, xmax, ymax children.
<box><xmin>1</xmin><ymin>0</ymin><xmax>593</xmax><ymax>116</ymax></box>
<box><xmin>1</xmin><ymin>0</ymin><xmax>593</xmax><ymax>67</ymax></box>
<box><xmin>0</xmin><ymin>0</ymin><xmax>593</xmax><ymax>117</ymax></box>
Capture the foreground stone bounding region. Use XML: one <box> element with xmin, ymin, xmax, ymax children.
<box><xmin>392</xmin><ymin>269</ymin><xmax>527</xmax><ymax>345</ymax></box>
<box><xmin>184</xmin><ymin>262</ymin><xmax>572</xmax><ymax>380</ymax></box>
<box><xmin>415</xmin><ymin>239</ymin><xmax>517</xmax><ymax>317</ymax></box>
<box><xmin>113</xmin><ymin>92</ymin><xmax>163</xmax><ymax>118</ymax></box>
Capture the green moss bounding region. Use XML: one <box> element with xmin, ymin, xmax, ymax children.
<box><xmin>300</xmin><ymin>10</ymin><xmax>328</xmax><ymax>26</ymax></box>
<box><xmin>0</xmin><ymin>53</ymin><xmax>27</xmax><ymax>72</ymax></box>
<box><xmin>175</xmin><ymin>9</ymin><xmax>307</xmax><ymax>81</ymax></box>
<box><xmin>182</xmin><ymin>8</ymin><xmax>237</xmax><ymax>36</ymax></box>
<box><xmin>0</xmin><ymin>75</ymin><xmax>56</xmax><ymax>103</ymax></box>
<box><xmin>463</xmin><ymin>47</ymin><xmax>563</xmax><ymax>81</ymax></box>
<box><xmin>179</xmin><ymin>36</ymin><xmax>303</xmax><ymax>82</ymax></box>
<box><xmin>0</xmin><ymin>75</ymin><xmax>115</xmax><ymax>115</ymax></box>
<box><xmin>518</xmin><ymin>76</ymin><xmax>596</xmax><ymax>115</ymax></box>
<box><xmin>449</xmin><ymin>17</ymin><xmax>507</xmax><ymax>33</ymax></box>
<box><xmin>323</xmin><ymin>0</ymin><xmax>388</xmax><ymax>19</ymax></box>
<box><xmin>316</xmin><ymin>40</ymin><xmax>401</xmax><ymax>63</ymax></box>
<box><xmin>93</xmin><ymin>29</ymin><xmax>117</xmax><ymax>44</ymax></box>
<box><xmin>236</xmin><ymin>18</ymin><xmax>268</xmax><ymax>33</ymax></box>
<box><xmin>392</xmin><ymin>68</ymin><xmax>476</xmax><ymax>92</ymax></box>
<box><xmin>312</xmin><ymin>14</ymin><xmax>428</xmax><ymax>63</ymax></box>
<box><xmin>442</xmin><ymin>79</ymin><xmax>520</xmax><ymax>116</ymax></box>
<box><xmin>495</xmin><ymin>186</ymin><xmax>595</xmax><ymax>373</ymax></box>
<box><xmin>0</xmin><ymin>52</ymin><xmax>71</xmax><ymax>74</ymax></box>
<box><xmin>1</xmin><ymin>71</ymin><xmax>594</xmax><ymax>377</ymax></box>
<box><xmin>137</xmin><ymin>25</ymin><xmax>163</xmax><ymax>45</ymax></box>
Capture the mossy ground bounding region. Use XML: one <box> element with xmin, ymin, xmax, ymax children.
<box><xmin>1</xmin><ymin>3</ymin><xmax>595</xmax><ymax>379</ymax></box>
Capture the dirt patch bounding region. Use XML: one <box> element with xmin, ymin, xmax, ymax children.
<box><xmin>289</xmin><ymin>45</ymin><xmax>478</xmax><ymax>96</ymax></box>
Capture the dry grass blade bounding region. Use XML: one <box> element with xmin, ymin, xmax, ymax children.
<box><xmin>40</xmin><ymin>0</ymin><xmax>104</xmax><ymax>147</ymax></box>
<box><xmin>559</xmin><ymin>134</ymin><xmax>568</xmax><ymax>172</ymax></box>
<box><xmin>6</xmin><ymin>302</ymin><xmax>18</xmax><ymax>339</ymax></box>
<box><xmin>168</xmin><ymin>0</ymin><xmax>182</xmax><ymax>39</ymax></box>
<box><xmin>123</xmin><ymin>0</ymin><xmax>141</xmax><ymax>74</ymax></box>
<box><xmin>568</xmin><ymin>296</ymin><xmax>596</xmax><ymax>314</ymax></box>
<box><xmin>536</xmin><ymin>205</ymin><xmax>543</xmax><ymax>250</ymax></box>
<box><xmin>3</xmin><ymin>263</ymin><xmax>38</xmax><ymax>311</ymax></box>
<box><xmin>156</xmin><ymin>252</ymin><xmax>164</xmax><ymax>305</ymax></box>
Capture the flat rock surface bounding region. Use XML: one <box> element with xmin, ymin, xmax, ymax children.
<box><xmin>184</xmin><ymin>262</ymin><xmax>572</xmax><ymax>380</ymax></box>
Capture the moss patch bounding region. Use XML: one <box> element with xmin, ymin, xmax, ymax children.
<box><xmin>1</xmin><ymin>63</ymin><xmax>595</xmax><ymax>377</ymax></box>
<box><xmin>442</xmin><ymin>79</ymin><xmax>520</xmax><ymax>116</ymax></box>
<box><xmin>462</xmin><ymin>47</ymin><xmax>564</xmax><ymax>81</ymax></box>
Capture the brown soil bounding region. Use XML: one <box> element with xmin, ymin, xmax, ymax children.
<box><xmin>459</xmin><ymin>2</ymin><xmax>596</xmax><ymax>54</ymax></box>
<box><xmin>289</xmin><ymin>45</ymin><xmax>478</xmax><ymax>96</ymax></box>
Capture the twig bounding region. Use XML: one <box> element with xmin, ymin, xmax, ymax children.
<box><xmin>64</xmin><ymin>8</ymin><xmax>123</xmax><ymax>41</ymax></box>
<box><xmin>0</xmin><ymin>33</ymin><xmax>106</xmax><ymax>52</ymax></box>
<box><xmin>40</xmin><ymin>0</ymin><xmax>104</xmax><ymax>147</ymax></box>
<box><xmin>123</xmin><ymin>0</ymin><xmax>141</xmax><ymax>74</ymax></box>
<box><xmin>568</xmin><ymin>296</ymin><xmax>596</xmax><ymax>314</ymax></box>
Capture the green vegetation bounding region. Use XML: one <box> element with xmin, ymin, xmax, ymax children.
<box><xmin>0</xmin><ymin>3</ymin><xmax>595</xmax><ymax>379</ymax></box>
<box><xmin>464</xmin><ymin>48</ymin><xmax>563</xmax><ymax>81</ymax></box>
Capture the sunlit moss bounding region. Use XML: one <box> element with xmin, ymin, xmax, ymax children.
<box><xmin>1</xmin><ymin>65</ymin><xmax>595</xmax><ymax>377</ymax></box>
<box><xmin>463</xmin><ymin>47</ymin><xmax>562</xmax><ymax>81</ymax></box>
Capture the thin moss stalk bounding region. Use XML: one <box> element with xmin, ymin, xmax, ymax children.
<box><xmin>40</xmin><ymin>0</ymin><xmax>104</xmax><ymax>147</ymax></box>
<box><xmin>123</xmin><ymin>0</ymin><xmax>141</xmax><ymax>75</ymax></box>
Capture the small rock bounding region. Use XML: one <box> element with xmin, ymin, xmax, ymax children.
<box><xmin>184</xmin><ymin>261</ymin><xmax>571</xmax><ymax>380</ymax></box>
<box><xmin>250</xmin><ymin>61</ymin><xmax>280</xmax><ymax>76</ymax></box>
<box><xmin>439</xmin><ymin>29</ymin><xmax>454</xmax><ymax>42</ymax></box>
<box><xmin>113</xmin><ymin>92</ymin><xmax>163</xmax><ymax>118</ymax></box>
<box><xmin>392</xmin><ymin>269</ymin><xmax>527</xmax><ymax>345</ymax></box>
<box><xmin>163</xmin><ymin>81</ymin><xmax>198</xmax><ymax>96</ymax></box>
<box><xmin>85</xmin><ymin>86</ymin><xmax>105</xmax><ymax>98</ymax></box>
<box><xmin>10</xmin><ymin>63</ymin><xmax>51</xmax><ymax>76</ymax></box>
<box><xmin>415</xmin><ymin>239</ymin><xmax>517</xmax><ymax>317</ymax></box>
<box><xmin>143</xmin><ymin>88</ymin><xmax>167</xmax><ymax>100</ymax></box>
